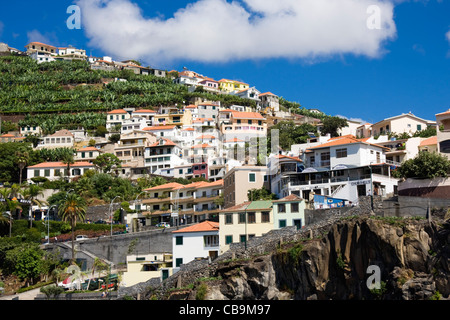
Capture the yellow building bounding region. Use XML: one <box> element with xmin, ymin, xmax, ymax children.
<box><xmin>218</xmin><ymin>79</ymin><xmax>249</xmax><ymax>93</ymax></box>
<box><xmin>152</xmin><ymin>109</ymin><xmax>192</xmax><ymax>126</ymax></box>
<box><xmin>121</xmin><ymin>253</ymin><xmax>173</xmax><ymax>287</ymax></box>
<box><xmin>219</xmin><ymin>200</ymin><xmax>273</xmax><ymax>254</ymax></box>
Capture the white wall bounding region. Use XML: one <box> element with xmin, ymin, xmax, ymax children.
<box><xmin>172</xmin><ymin>231</ymin><xmax>219</xmax><ymax>267</ymax></box>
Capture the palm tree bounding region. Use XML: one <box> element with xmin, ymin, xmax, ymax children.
<box><xmin>61</xmin><ymin>150</ymin><xmax>75</xmax><ymax>182</ymax></box>
<box><xmin>23</xmin><ymin>184</ymin><xmax>48</xmax><ymax>228</ymax></box>
<box><xmin>0</xmin><ymin>199</ymin><xmax>22</xmax><ymax>237</ymax></box>
<box><xmin>58</xmin><ymin>193</ymin><xmax>87</xmax><ymax>263</ymax></box>
<box><xmin>15</xmin><ymin>151</ymin><xmax>29</xmax><ymax>185</ymax></box>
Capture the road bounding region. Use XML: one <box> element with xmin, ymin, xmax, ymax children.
<box><xmin>0</xmin><ymin>287</ymin><xmax>42</xmax><ymax>300</ymax></box>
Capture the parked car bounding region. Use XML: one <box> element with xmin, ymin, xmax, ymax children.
<box><xmin>76</xmin><ymin>235</ymin><xmax>89</xmax><ymax>241</ymax></box>
<box><xmin>156</xmin><ymin>222</ymin><xmax>170</xmax><ymax>228</ymax></box>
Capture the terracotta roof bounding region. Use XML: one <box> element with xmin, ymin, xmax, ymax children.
<box><xmin>77</xmin><ymin>146</ymin><xmax>99</xmax><ymax>152</ymax></box>
<box><xmin>307</xmin><ymin>136</ymin><xmax>389</xmax><ymax>151</ymax></box>
<box><xmin>26</xmin><ymin>42</ymin><xmax>56</xmax><ymax>49</ymax></box>
<box><xmin>273</xmin><ymin>194</ymin><xmax>303</xmax><ymax>202</ymax></box>
<box><xmin>224</xmin><ymin>138</ymin><xmax>244</xmax><ymax>143</ymax></box>
<box><xmin>191</xmin><ymin>143</ymin><xmax>214</xmax><ymax>149</ymax></box>
<box><xmin>0</xmin><ymin>134</ymin><xmax>15</xmax><ymax>138</ymax></box>
<box><xmin>435</xmin><ymin>109</ymin><xmax>450</xmax><ymax>116</ymax></box>
<box><xmin>222</xmin><ymin>201</ymin><xmax>251</xmax><ymax>212</ymax></box>
<box><xmin>148</xmin><ymin>138</ymin><xmax>177</xmax><ymax>147</ymax></box>
<box><xmin>172</xmin><ymin>221</ymin><xmax>219</xmax><ymax>233</ymax></box>
<box><xmin>219</xmin><ymin>109</ymin><xmax>235</xmax><ymax>113</ymax></box>
<box><xmin>28</xmin><ymin>161</ymin><xmax>93</xmax><ymax>169</ymax></box>
<box><xmin>182</xmin><ymin>128</ymin><xmax>195</xmax><ymax>131</ymax></box>
<box><xmin>259</xmin><ymin>92</ymin><xmax>277</xmax><ymax>97</ymax></box>
<box><xmin>275</xmin><ymin>155</ymin><xmax>303</xmax><ymax>162</ymax></box>
<box><xmin>49</xmin><ymin>129</ymin><xmax>73</xmax><ymax>137</ymax></box>
<box><xmin>419</xmin><ymin>136</ymin><xmax>437</xmax><ymax>146</ymax></box>
<box><xmin>107</xmin><ymin>109</ymin><xmax>128</xmax><ymax>114</ymax></box>
<box><xmin>144</xmin><ymin>182</ymin><xmax>185</xmax><ymax>191</ymax></box>
<box><xmin>143</xmin><ymin>125</ymin><xmax>176</xmax><ymax>131</ymax></box>
<box><xmin>196</xmin><ymin>135</ymin><xmax>216</xmax><ymax>140</ymax></box>
<box><xmin>133</xmin><ymin>109</ymin><xmax>156</xmax><ymax>113</ymax></box>
<box><xmin>195</xmin><ymin>180</ymin><xmax>223</xmax><ymax>189</ymax></box>
<box><xmin>184</xmin><ymin>105</ymin><xmax>198</xmax><ymax>109</ymax></box>
<box><xmin>231</xmin><ymin>112</ymin><xmax>265</xmax><ymax>120</ymax></box>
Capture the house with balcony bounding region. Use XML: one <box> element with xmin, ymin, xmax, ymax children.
<box><xmin>219</xmin><ymin>200</ymin><xmax>273</xmax><ymax>254</ymax></box>
<box><xmin>218</xmin><ymin>79</ymin><xmax>249</xmax><ymax>93</ymax></box>
<box><xmin>122</xmin><ymin>252</ymin><xmax>173</xmax><ymax>287</ymax></box>
<box><xmin>131</xmin><ymin>109</ymin><xmax>156</xmax><ymax>125</ymax></box>
<box><xmin>371</xmin><ymin>112</ymin><xmax>436</xmax><ymax>137</ymax></box>
<box><xmin>373</xmin><ymin>136</ymin><xmax>423</xmax><ymax>165</ymax></box>
<box><xmin>172</xmin><ymin>221</ymin><xmax>220</xmax><ymax>271</ymax></box>
<box><xmin>418</xmin><ymin>136</ymin><xmax>438</xmax><ymax>153</ymax></box>
<box><xmin>272</xmin><ymin>194</ymin><xmax>306</xmax><ymax>230</ymax></box>
<box><xmin>114</xmin><ymin>130</ymin><xmax>158</xmax><ymax>168</ymax></box>
<box><xmin>106</xmin><ymin>109</ymin><xmax>131</xmax><ymax>130</ymax></box>
<box><xmin>75</xmin><ymin>146</ymin><xmax>101</xmax><ymax>162</ymax></box>
<box><xmin>279</xmin><ymin>135</ymin><xmax>399</xmax><ymax>204</ymax></box>
<box><xmin>144</xmin><ymin>138</ymin><xmax>184</xmax><ymax>173</ymax></box>
<box><xmin>436</xmin><ymin>109</ymin><xmax>450</xmax><ymax>160</ymax></box>
<box><xmin>259</xmin><ymin>92</ymin><xmax>280</xmax><ymax>113</ymax></box>
<box><xmin>268</xmin><ymin>155</ymin><xmax>304</xmax><ymax>198</ymax></box>
<box><xmin>56</xmin><ymin>46</ymin><xmax>87</xmax><ymax>61</ymax></box>
<box><xmin>37</xmin><ymin>129</ymin><xmax>74</xmax><ymax>149</ymax></box>
<box><xmin>140</xmin><ymin>181</ymin><xmax>224</xmax><ymax>227</ymax></box>
<box><xmin>220</xmin><ymin>111</ymin><xmax>267</xmax><ymax>141</ymax></box>
<box><xmin>152</xmin><ymin>108</ymin><xmax>192</xmax><ymax>127</ymax></box>
<box><xmin>25</xmin><ymin>42</ymin><xmax>57</xmax><ymax>55</ymax></box>
<box><xmin>197</xmin><ymin>102</ymin><xmax>220</xmax><ymax>121</ymax></box>
<box><xmin>27</xmin><ymin>161</ymin><xmax>95</xmax><ymax>183</ymax></box>
<box><xmin>198</xmin><ymin>78</ymin><xmax>220</xmax><ymax>93</ymax></box>
<box><xmin>356</xmin><ymin>123</ymin><xmax>373</xmax><ymax>138</ymax></box>
<box><xmin>232</xmin><ymin>87</ymin><xmax>260</xmax><ymax>105</ymax></box>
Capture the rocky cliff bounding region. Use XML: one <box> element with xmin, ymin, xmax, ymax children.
<box><xmin>153</xmin><ymin>215</ymin><xmax>449</xmax><ymax>300</ymax></box>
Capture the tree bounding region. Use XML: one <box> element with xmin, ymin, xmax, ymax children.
<box><xmin>268</xmin><ymin>121</ymin><xmax>318</xmax><ymax>151</ymax></box>
<box><xmin>60</xmin><ymin>149</ymin><xmax>75</xmax><ymax>182</ymax></box>
<box><xmin>248</xmin><ymin>187</ymin><xmax>278</xmax><ymax>201</ymax></box>
<box><xmin>320</xmin><ymin>116</ymin><xmax>349</xmax><ymax>138</ymax></box>
<box><xmin>23</xmin><ymin>184</ymin><xmax>48</xmax><ymax>227</ymax></box>
<box><xmin>15</xmin><ymin>151</ymin><xmax>29</xmax><ymax>185</ymax></box>
<box><xmin>7</xmin><ymin>243</ymin><xmax>44</xmax><ymax>286</ymax></box>
<box><xmin>93</xmin><ymin>153</ymin><xmax>121</xmax><ymax>173</ymax></box>
<box><xmin>392</xmin><ymin>151</ymin><xmax>450</xmax><ymax>179</ymax></box>
<box><xmin>58</xmin><ymin>193</ymin><xmax>87</xmax><ymax>263</ymax></box>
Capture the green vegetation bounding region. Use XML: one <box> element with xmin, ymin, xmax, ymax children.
<box><xmin>392</xmin><ymin>151</ymin><xmax>450</xmax><ymax>179</ymax></box>
<box><xmin>268</xmin><ymin>120</ymin><xmax>318</xmax><ymax>151</ymax></box>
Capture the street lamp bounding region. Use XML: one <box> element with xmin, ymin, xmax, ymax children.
<box><xmin>109</xmin><ymin>196</ymin><xmax>122</xmax><ymax>237</ymax></box>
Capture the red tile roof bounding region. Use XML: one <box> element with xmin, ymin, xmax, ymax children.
<box><xmin>224</xmin><ymin>138</ymin><xmax>244</xmax><ymax>143</ymax></box>
<box><xmin>76</xmin><ymin>146</ymin><xmax>99</xmax><ymax>152</ymax></box>
<box><xmin>419</xmin><ymin>136</ymin><xmax>437</xmax><ymax>146</ymax></box>
<box><xmin>148</xmin><ymin>138</ymin><xmax>177</xmax><ymax>147</ymax></box>
<box><xmin>307</xmin><ymin>136</ymin><xmax>389</xmax><ymax>150</ymax></box>
<box><xmin>143</xmin><ymin>125</ymin><xmax>176</xmax><ymax>131</ymax></box>
<box><xmin>172</xmin><ymin>221</ymin><xmax>219</xmax><ymax>233</ymax></box>
<box><xmin>28</xmin><ymin>161</ymin><xmax>94</xmax><ymax>169</ymax></box>
<box><xmin>107</xmin><ymin>109</ymin><xmax>128</xmax><ymax>114</ymax></box>
<box><xmin>133</xmin><ymin>109</ymin><xmax>156</xmax><ymax>113</ymax></box>
<box><xmin>231</xmin><ymin>112</ymin><xmax>265</xmax><ymax>120</ymax></box>
<box><xmin>259</xmin><ymin>92</ymin><xmax>277</xmax><ymax>97</ymax></box>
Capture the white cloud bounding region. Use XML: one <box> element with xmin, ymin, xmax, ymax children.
<box><xmin>76</xmin><ymin>0</ymin><xmax>397</xmax><ymax>65</ymax></box>
<box><xmin>447</xmin><ymin>30</ymin><xmax>450</xmax><ymax>43</ymax></box>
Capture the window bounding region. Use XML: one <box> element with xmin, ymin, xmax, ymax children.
<box><xmin>247</xmin><ymin>212</ymin><xmax>256</xmax><ymax>223</ymax></box>
<box><xmin>44</xmin><ymin>169</ymin><xmax>50</xmax><ymax>177</ymax></box>
<box><xmin>175</xmin><ymin>258</ymin><xmax>183</xmax><ymax>267</ymax></box>
<box><xmin>240</xmin><ymin>235</ymin><xmax>247</xmax><ymax>243</ymax></box>
<box><xmin>175</xmin><ymin>236</ymin><xmax>183</xmax><ymax>245</ymax></box>
<box><xmin>204</xmin><ymin>235</ymin><xmax>219</xmax><ymax>247</ymax></box>
<box><xmin>225</xmin><ymin>213</ymin><xmax>233</xmax><ymax>224</ymax></box>
<box><xmin>336</xmin><ymin>148</ymin><xmax>347</xmax><ymax>158</ymax></box>
<box><xmin>279</xmin><ymin>220</ymin><xmax>287</xmax><ymax>228</ymax></box>
<box><xmin>225</xmin><ymin>235</ymin><xmax>233</xmax><ymax>244</ymax></box>
<box><xmin>249</xmin><ymin>173</ymin><xmax>256</xmax><ymax>182</ymax></box>
<box><xmin>278</xmin><ymin>203</ymin><xmax>286</xmax><ymax>213</ymax></box>
<box><xmin>262</xmin><ymin>211</ymin><xmax>270</xmax><ymax>223</ymax></box>
<box><xmin>34</xmin><ymin>170</ymin><xmax>40</xmax><ymax>177</ymax></box>
<box><xmin>417</xmin><ymin>124</ymin><xmax>422</xmax><ymax>131</ymax></box>
<box><xmin>239</xmin><ymin>212</ymin><xmax>246</xmax><ymax>224</ymax></box>
<box><xmin>291</xmin><ymin>203</ymin><xmax>299</xmax><ymax>213</ymax></box>
<box><xmin>321</xmin><ymin>152</ymin><xmax>330</xmax><ymax>166</ymax></box>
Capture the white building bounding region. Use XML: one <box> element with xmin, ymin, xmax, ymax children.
<box><xmin>106</xmin><ymin>109</ymin><xmax>131</xmax><ymax>130</ymax></box>
<box><xmin>144</xmin><ymin>138</ymin><xmax>185</xmax><ymax>173</ymax></box>
<box><xmin>27</xmin><ymin>161</ymin><xmax>95</xmax><ymax>183</ymax></box>
<box><xmin>172</xmin><ymin>221</ymin><xmax>220</xmax><ymax>271</ymax></box>
<box><xmin>29</xmin><ymin>51</ymin><xmax>56</xmax><ymax>64</ymax></box>
<box><xmin>37</xmin><ymin>130</ymin><xmax>74</xmax><ymax>149</ymax></box>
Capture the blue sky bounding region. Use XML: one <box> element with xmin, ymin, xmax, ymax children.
<box><xmin>0</xmin><ymin>0</ymin><xmax>449</xmax><ymax>125</ymax></box>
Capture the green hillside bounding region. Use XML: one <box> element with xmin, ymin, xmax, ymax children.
<box><xmin>0</xmin><ymin>54</ymin><xmax>257</xmax><ymax>133</ymax></box>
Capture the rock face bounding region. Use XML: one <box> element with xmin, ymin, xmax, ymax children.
<box><xmin>199</xmin><ymin>217</ymin><xmax>449</xmax><ymax>300</ymax></box>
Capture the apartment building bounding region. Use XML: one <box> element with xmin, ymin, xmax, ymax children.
<box><xmin>27</xmin><ymin>161</ymin><xmax>95</xmax><ymax>182</ymax></box>
<box><xmin>272</xmin><ymin>194</ymin><xmax>306</xmax><ymax>230</ymax></box>
<box><xmin>218</xmin><ymin>79</ymin><xmax>249</xmax><ymax>93</ymax></box>
<box><xmin>223</xmin><ymin>165</ymin><xmax>269</xmax><ymax>209</ymax></box>
<box><xmin>172</xmin><ymin>221</ymin><xmax>220</xmax><ymax>271</ymax></box>
<box><xmin>114</xmin><ymin>130</ymin><xmax>157</xmax><ymax>168</ymax></box>
<box><xmin>106</xmin><ymin>109</ymin><xmax>131</xmax><ymax>130</ymax></box>
<box><xmin>259</xmin><ymin>92</ymin><xmax>280</xmax><ymax>113</ymax></box>
<box><xmin>144</xmin><ymin>138</ymin><xmax>184</xmax><ymax>173</ymax></box>
<box><xmin>75</xmin><ymin>146</ymin><xmax>101</xmax><ymax>162</ymax></box>
<box><xmin>25</xmin><ymin>42</ymin><xmax>57</xmax><ymax>55</ymax></box>
<box><xmin>220</xmin><ymin>111</ymin><xmax>267</xmax><ymax>140</ymax></box>
<box><xmin>37</xmin><ymin>130</ymin><xmax>74</xmax><ymax>149</ymax></box>
<box><xmin>219</xmin><ymin>200</ymin><xmax>273</xmax><ymax>254</ymax></box>
<box><xmin>140</xmin><ymin>180</ymin><xmax>224</xmax><ymax>227</ymax></box>
<box><xmin>436</xmin><ymin>109</ymin><xmax>450</xmax><ymax>160</ymax></box>
<box><xmin>371</xmin><ymin>112</ymin><xmax>435</xmax><ymax>137</ymax></box>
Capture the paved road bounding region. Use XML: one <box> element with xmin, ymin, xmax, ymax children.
<box><xmin>0</xmin><ymin>287</ymin><xmax>41</xmax><ymax>300</ymax></box>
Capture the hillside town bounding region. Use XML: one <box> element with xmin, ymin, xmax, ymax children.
<box><xmin>0</xmin><ymin>41</ymin><xmax>449</xmax><ymax>300</ymax></box>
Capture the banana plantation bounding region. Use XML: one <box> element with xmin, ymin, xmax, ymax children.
<box><xmin>0</xmin><ymin>55</ymin><xmax>256</xmax><ymax>131</ymax></box>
